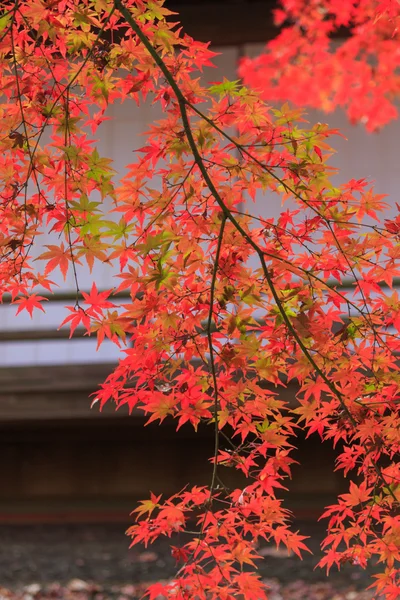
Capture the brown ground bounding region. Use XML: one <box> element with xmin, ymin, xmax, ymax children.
<box><xmin>0</xmin><ymin>523</ymin><xmax>382</xmax><ymax>599</ymax></box>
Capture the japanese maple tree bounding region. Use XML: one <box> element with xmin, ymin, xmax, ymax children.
<box><xmin>0</xmin><ymin>0</ymin><xmax>399</xmax><ymax>598</ymax></box>
<box><xmin>240</xmin><ymin>0</ymin><xmax>400</xmax><ymax>131</ymax></box>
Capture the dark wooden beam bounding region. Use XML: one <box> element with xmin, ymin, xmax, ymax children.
<box><xmin>168</xmin><ymin>1</ymin><xmax>278</xmax><ymax>46</ymax></box>
<box><xmin>0</xmin><ymin>327</ymin><xmax>88</xmax><ymax>342</ymax></box>
<box><xmin>0</xmin><ymin>363</ymin><xmax>124</xmax><ymax>422</ymax></box>
<box><xmin>0</xmin><ymin>362</ymin><xmax>114</xmax><ymax>393</ymax></box>
<box><xmin>167</xmin><ymin>1</ymin><xmax>352</xmax><ymax>47</ymax></box>
<box><xmin>0</xmin><ymin>362</ymin><xmax>299</xmax><ymax>422</ymax></box>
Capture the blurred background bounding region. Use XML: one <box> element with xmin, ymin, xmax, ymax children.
<box><xmin>0</xmin><ymin>1</ymin><xmax>397</xmax><ymax>596</ymax></box>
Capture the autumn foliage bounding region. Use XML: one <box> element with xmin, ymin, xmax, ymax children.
<box><xmin>0</xmin><ymin>0</ymin><xmax>400</xmax><ymax>597</ymax></box>
<box><xmin>240</xmin><ymin>0</ymin><xmax>400</xmax><ymax>131</ymax></box>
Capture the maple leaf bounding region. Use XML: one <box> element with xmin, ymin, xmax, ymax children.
<box><xmin>142</xmin><ymin>392</ymin><xmax>177</xmax><ymax>425</ymax></box>
<box><xmin>318</xmin><ymin>547</ymin><xmax>343</xmax><ymax>575</ymax></box>
<box><xmin>284</xmin><ymin>531</ymin><xmax>311</xmax><ymax>558</ymax></box>
<box><xmin>75</xmin><ymin>237</ymin><xmax>109</xmax><ymax>272</ymax></box>
<box><xmin>171</xmin><ymin>545</ymin><xmax>190</xmax><ymax>564</ymax></box>
<box><xmin>14</xmin><ymin>294</ymin><xmax>48</xmax><ymax>317</ymax></box>
<box><xmin>36</xmin><ymin>243</ymin><xmax>80</xmax><ymax>280</ymax></box>
<box><xmin>145</xmin><ymin>582</ymin><xmax>168</xmax><ymax>600</ymax></box>
<box><xmin>341</xmin><ymin>481</ymin><xmax>372</xmax><ymax>507</ymax></box>
<box><xmin>233</xmin><ymin>572</ymin><xmax>268</xmax><ymax>600</ymax></box>
<box><xmin>231</xmin><ymin>541</ymin><xmax>259</xmax><ymax>567</ymax></box>
<box><xmin>137</xmin><ymin>142</ymin><xmax>164</xmax><ymax>165</ymax></box>
<box><xmin>81</xmin><ymin>283</ymin><xmax>115</xmax><ymax>317</ymax></box>
<box><xmin>59</xmin><ymin>307</ymin><xmax>91</xmax><ymax>338</ymax></box>
<box><xmin>85</xmin><ymin>110</ymin><xmax>112</xmax><ymax>134</ymax></box>
<box><xmin>157</xmin><ymin>503</ymin><xmax>186</xmax><ymax>530</ymax></box>
<box><xmin>90</xmin><ymin>310</ymin><xmax>127</xmax><ymax>348</ymax></box>
<box><xmin>132</xmin><ymin>492</ymin><xmax>162</xmax><ymax>519</ymax></box>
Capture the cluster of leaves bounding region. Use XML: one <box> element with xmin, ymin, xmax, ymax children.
<box><xmin>0</xmin><ymin>0</ymin><xmax>399</xmax><ymax>597</ymax></box>
<box><xmin>240</xmin><ymin>0</ymin><xmax>400</xmax><ymax>131</ymax></box>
